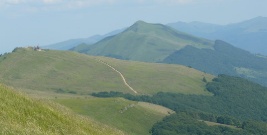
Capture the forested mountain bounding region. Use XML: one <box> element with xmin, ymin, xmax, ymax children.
<box><xmin>162</xmin><ymin>40</ymin><xmax>267</xmax><ymax>86</ymax></box>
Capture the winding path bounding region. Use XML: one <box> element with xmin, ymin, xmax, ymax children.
<box><xmin>96</xmin><ymin>59</ymin><xmax>138</xmax><ymax>94</ymax></box>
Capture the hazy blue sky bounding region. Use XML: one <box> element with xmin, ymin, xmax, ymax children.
<box><xmin>1</xmin><ymin>0</ymin><xmax>267</xmax><ymax>53</ymax></box>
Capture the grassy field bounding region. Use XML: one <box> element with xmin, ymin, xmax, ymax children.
<box><xmin>56</xmin><ymin>97</ymin><xmax>174</xmax><ymax>135</ymax></box>
<box><xmin>0</xmin><ymin>84</ymin><xmax>123</xmax><ymax>135</ymax></box>
<box><xmin>0</xmin><ymin>48</ymin><xmax>128</xmax><ymax>95</ymax></box>
<box><xmin>0</xmin><ymin>48</ymin><xmax>214</xmax><ymax>96</ymax></box>
<box><xmin>96</xmin><ymin>56</ymin><xmax>214</xmax><ymax>95</ymax></box>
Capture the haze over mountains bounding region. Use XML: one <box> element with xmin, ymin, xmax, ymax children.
<box><xmin>168</xmin><ymin>16</ymin><xmax>267</xmax><ymax>55</ymax></box>
<box><xmin>44</xmin><ymin>17</ymin><xmax>267</xmax><ymax>56</ymax></box>
<box><xmin>70</xmin><ymin>20</ymin><xmax>267</xmax><ymax>87</ymax></box>
<box><xmin>43</xmin><ymin>29</ymin><xmax>124</xmax><ymax>51</ymax></box>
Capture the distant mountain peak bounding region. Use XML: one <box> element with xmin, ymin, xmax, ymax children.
<box><xmin>135</xmin><ymin>20</ymin><xmax>147</xmax><ymax>24</ymax></box>
<box><xmin>126</xmin><ymin>20</ymin><xmax>151</xmax><ymax>32</ymax></box>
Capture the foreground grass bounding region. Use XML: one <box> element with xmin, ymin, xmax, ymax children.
<box><xmin>56</xmin><ymin>97</ymin><xmax>174</xmax><ymax>135</ymax></box>
<box><xmin>0</xmin><ymin>84</ymin><xmax>123</xmax><ymax>135</ymax></box>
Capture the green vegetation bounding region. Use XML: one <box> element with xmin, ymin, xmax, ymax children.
<box><xmin>56</xmin><ymin>97</ymin><xmax>173</xmax><ymax>135</ymax></box>
<box><xmin>150</xmin><ymin>112</ymin><xmax>267</xmax><ymax>135</ymax></box>
<box><xmin>93</xmin><ymin>75</ymin><xmax>267</xmax><ymax>121</ymax></box>
<box><xmin>93</xmin><ymin>75</ymin><xmax>267</xmax><ymax>134</ymax></box>
<box><xmin>151</xmin><ymin>112</ymin><xmax>245</xmax><ymax>135</ymax></box>
<box><xmin>0</xmin><ymin>84</ymin><xmax>123</xmax><ymax>135</ymax></box>
<box><xmin>97</xmin><ymin>56</ymin><xmax>214</xmax><ymax>95</ymax></box>
<box><xmin>71</xmin><ymin>21</ymin><xmax>267</xmax><ymax>87</ymax></box>
<box><xmin>163</xmin><ymin>40</ymin><xmax>267</xmax><ymax>86</ymax></box>
<box><xmin>151</xmin><ymin>111</ymin><xmax>267</xmax><ymax>135</ymax></box>
<box><xmin>71</xmin><ymin>43</ymin><xmax>91</xmax><ymax>52</ymax></box>
<box><xmin>0</xmin><ymin>47</ymin><xmax>128</xmax><ymax>95</ymax></box>
<box><xmin>0</xmin><ymin>48</ymin><xmax>213</xmax><ymax>95</ymax></box>
<box><xmin>73</xmin><ymin>21</ymin><xmax>213</xmax><ymax>62</ymax></box>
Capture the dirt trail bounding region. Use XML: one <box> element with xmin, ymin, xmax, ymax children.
<box><xmin>97</xmin><ymin>59</ymin><xmax>138</xmax><ymax>94</ymax></box>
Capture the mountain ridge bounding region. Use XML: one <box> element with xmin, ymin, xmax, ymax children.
<box><xmin>168</xmin><ymin>16</ymin><xmax>267</xmax><ymax>55</ymax></box>
<box><xmin>73</xmin><ymin>20</ymin><xmax>213</xmax><ymax>62</ymax></box>
<box><xmin>42</xmin><ymin>28</ymin><xmax>124</xmax><ymax>50</ymax></box>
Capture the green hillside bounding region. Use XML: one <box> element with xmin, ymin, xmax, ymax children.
<box><xmin>56</xmin><ymin>97</ymin><xmax>174</xmax><ymax>135</ymax></box>
<box><xmin>73</xmin><ymin>21</ymin><xmax>213</xmax><ymax>62</ymax></box>
<box><xmin>0</xmin><ymin>47</ymin><xmax>213</xmax><ymax>95</ymax></box>
<box><xmin>163</xmin><ymin>40</ymin><xmax>267</xmax><ymax>86</ymax></box>
<box><xmin>0</xmin><ymin>84</ymin><xmax>123</xmax><ymax>135</ymax></box>
<box><xmin>0</xmin><ymin>47</ymin><xmax>129</xmax><ymax>95</ymax></box>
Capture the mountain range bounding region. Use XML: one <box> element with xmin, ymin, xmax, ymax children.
<box><xmin>168</xmin><ymin>16</ymin><xmax>267</xmax><ymax>55</ymax></box>
<box><xmin>42</xmin><ymin>29</ymin><xmax>124</xmax><ymax>50</ymax></box>
<box><xmin>72</xmin><ymin>20</ymin><xmax>267</xmax><ymax>87</ymax></box>
<box><xmin>44</xmin><ymin>17</ymin><xmax>267</xmax><ymax>56</ymax></box>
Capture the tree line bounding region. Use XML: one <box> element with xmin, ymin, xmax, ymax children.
<box><xmin>92</xmin><ymin>74</ymin><xmax>267</xmax><ymax>134</ymax></box>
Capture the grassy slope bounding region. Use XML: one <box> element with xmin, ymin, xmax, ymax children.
<box><xmin>0</xmin><ymin>84</ymin><xmax>123</xmax><ymax>135</ymax></box>
<box><xmin>0</xmin><ymin>48</ymin><xmax>128</xmax><ymax>94</ymax></box>
<box><xmin>79</xmin><ymin>21</ymin><xmax>213</xmax><ymax>62</ymax></box>
<box><xmin>0</xmin><ymin>48</ymin><xmax>214</xmax><ymax>95</ymax></box>
<box><xmin>97</xmin><ymin>56</ymin><xmax>214</xmax><ymax>95</ymax></box>
<box><xmin>56</xmin><ymin>97</ymin><xmax>174</xmax><ymax>135</ymax></box>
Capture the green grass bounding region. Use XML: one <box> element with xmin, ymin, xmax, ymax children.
<box><xmin>0</xmin><ymin>48</ymin><xmax>214</xmax><ymax>96</ymax></box>
<box><xmin>97</xmin><ymin>56</ymin><xmax>214</xmax><ymax>95</ymax></box>
<box><xmin>0</xmin><ymin>84</ymin><xmax>123</xmax><ymax>135</ymax></box>
<box><xmin>56</xmin><ymin>97</ymin><xmax>174</xmax><ymax>135</ymax></box>
<box><xmin>0</xmin><ymin>48</ymin><xmax>128</xmax><ymax>95</ymax></box>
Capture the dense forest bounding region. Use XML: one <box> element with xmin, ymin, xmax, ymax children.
<box><xmin>92</xmin><ymin>75</ymin><xmax>267</xmax><ymax>134</ymax></box>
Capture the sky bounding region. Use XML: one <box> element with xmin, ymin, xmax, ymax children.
<box><xmin>1</xmin><ymin>0</ymin><xmax>267</xmax><ymax>54</ymax></box>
